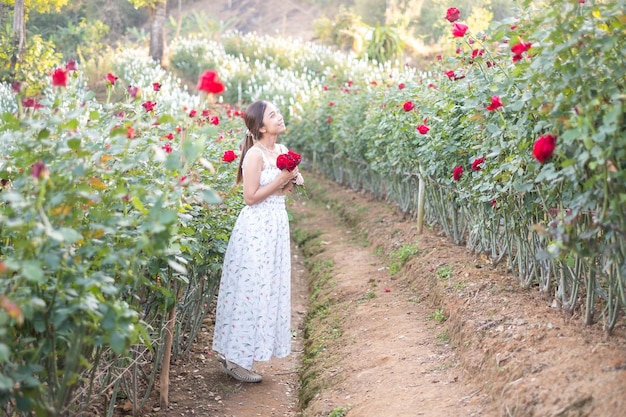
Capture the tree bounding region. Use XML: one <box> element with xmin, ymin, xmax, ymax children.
<box><xmin>1</xmin><ymin>0</ymin><xmax>68</xmax><ymax>79</ymax></box>
<box><xmin>128</xmin><ymin>0</ymin><xmax>167</xmax><ymax>65</ymax></box>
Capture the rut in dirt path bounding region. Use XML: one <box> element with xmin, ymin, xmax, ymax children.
<box><xmin>291</xmin><ymin>194</ymin><xmax>490</xmax><ymax>417</ymax></box>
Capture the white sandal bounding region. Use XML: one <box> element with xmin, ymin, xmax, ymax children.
<box><xmin>216</xmin><ymin>354</ymin><xmax>262</xmax><ymax>383</ymax></box>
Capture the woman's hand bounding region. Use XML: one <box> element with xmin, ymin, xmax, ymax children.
<box><xmin>278</xmin><ymin>168</ymin><xmax>299</xmax><ymax>189</ymax></box>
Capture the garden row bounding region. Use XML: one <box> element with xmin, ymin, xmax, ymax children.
<box><xmin>1</xmin><ymin>0</ymin><xmax>624</xmax><ymax>415</ymax></box>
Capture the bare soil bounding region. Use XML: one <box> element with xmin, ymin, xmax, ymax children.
<box><xmin>127</xmin><ymin>171</ymin><xmax>625</xmax><ymax>417</ymax></box>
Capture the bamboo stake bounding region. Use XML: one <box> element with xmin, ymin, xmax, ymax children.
<box><xmin>416</xmin><ymin>170</ymin><xmax>425</xmax><ymax>234</ymax></box>
<box><xmin>160</xmin><ymin>279</ymin><xmax>177</xmax><ymax>409</ymax></box>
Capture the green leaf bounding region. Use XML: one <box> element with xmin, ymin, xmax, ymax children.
<box><xmin>67</xmin><ymin>138</ymin><xmax>81</xmax><ymax>150</ymax></box>
<box><xmin>38</xmin><ymin>128</ymin><xmax>50</xmax><ymax>140</ymax></box>
<box><xmin>200</xmin><ymin>189</ymin><xmax>222</xmax><ymax>204</ymax></box>
<box><xmin>22</xmin><ymin>261</ymin><xmax>44</xmax><ymax>283</ymax></box>
<box><xmin>0</xmin><ymin>373</ymin><xmax>13</xmax><ymax>390</ymax></box>
<box><xmin>0</xmin><ymin>343</ymin><xmax>10</xmax><ymax>363</ymax></box>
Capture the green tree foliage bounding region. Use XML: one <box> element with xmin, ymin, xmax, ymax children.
<box><xmin>0</xmin><ymin>0</ymin><xmax>68</xmax><ymax>15</ymax></box>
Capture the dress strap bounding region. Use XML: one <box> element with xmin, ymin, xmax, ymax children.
<box><xmin>246</xmin><ymin>146</ymin><xmax>270</xmax><ymax>168</ymax></box>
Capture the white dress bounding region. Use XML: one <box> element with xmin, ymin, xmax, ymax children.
<box><xmin>212</xmin><ymin>146</ymin><xmax>292</xmax><ymax>370</ymax></box>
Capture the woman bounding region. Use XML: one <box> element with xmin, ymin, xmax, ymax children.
<box><xmin>212</xmin><ymin>100</ymin><xmax>303</xmax><ymax>383</ymax></box>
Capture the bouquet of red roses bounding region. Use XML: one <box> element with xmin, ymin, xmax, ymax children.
<box><xmin>276</xmin><ymin>150</ymin><xmax>301</xmax><ymax>171</ymax></box>
<box><xmin>276</xmin><ymin>149</ymin><xmax>306</xmax><ymax>197</ymax></box>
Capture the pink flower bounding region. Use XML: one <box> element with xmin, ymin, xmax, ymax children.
<box><xmin>153</xmin><ymin>82</ymin><xmax>162</xmax><ymax>91</ymax></box>
<box><xmin>209</xmin><ymin>116</ymin><xmax>220</xmax><ymax>125</ymax></box>
<box><xmin>189</xmin><ymin>109</ymin><xmax>197</xmax><ymax>118</ymax></box>
<box><xmin>142</xmin><ymin>101</ymin><xmax>157</xmax><ymax>112</ymax></box>
<box><xmin>31</xmin><ymin>160</ymin><xmax>48</xmax><ymax>180</ymax></box>
<box><xmin>398</xmin><ymin>83</ymin><xmax>405</xmax><ymax>90</ymax></box>
<box><xmin>197</xmin><ymin>70</ymin><xmax>225</xmax><ymax>94</ymax></box>
<box><xmin>533</xmin><ymin>134</ymin><xmax>557</xmax><ymax>163</ymax></box>
<box><xmin>416</xmin><ymin>124</ymin><xmax>429</xmax><ymax>134</ymax></box>
<box><xmin>22</xmin><ymin>98</ymin><xmax>43</xmax><ymax>109</ymax></box>
<box><xmin>326</xmin><ymin>116</ymin><xmax>332</xmax><ymax>123</ymax></box>
<box><xmin>222</xmin><ymin>150</ymin><xmax>237</xmax><ymax>163</ymax></box>
<box><xmin>65</xmin><ymin>60</ymin><xmax>77</xmax><ymax>71</ymax></box>
<box><xmin>445</xmin><ymin>7</ymin><xmax>461</xmax><ymax>22</ymax></box>
<box><xmin>329</xmin><ymin>101</ymin><xmax>335</xmax><ymax>106</ymax></box>
<box><xmin>11</xmin><ymin>82</ymin><xmax>21</xmax><ymax>94</ymax></box>
<box><xmin>126</xmin><ymin>126</ymin><xmax>136</xmax><ymax>139</ymax></box>
<box><xmin>486</xmin><ymin>95</ymin><xmax>503</xmax><ymax>111</ymax></box>
<box><xmin>165</xmin><ymin>132</ymin><xmax>174</xmax><ymax>140</ymax></box>
<box><xmin>163</xmin><ymin>143</ymin><xmax>173</xmax><ymax>154</ymax></box>
<box><xmin>453</xmin><ymin>165</ymin><xmax>464</xmax><ymax>181</ymax></box>
<box><xmin>127</xmin><ymin>85</ymin><xmax>139</xmax><ymax>99</ymax></box>
<box><xmin>51</xmin><ymin>68</ymin><xmax>68</xmax><ymax>87</ymax></box>
<box><xmin>106</xmin><ymin>73</ymin><xmax>118</xmax><ymax>86</ymax></box>
<box><xmin>452</xmin><ymin>22</ymin><xmax>468</xmax><ymax>37</ymax></box>
<box><xmin>471</xmin><ymin>157</ymin><xmax>485</xmax><ymax>171</ymax></box>
<box><xmin>403</xmin><ymin>101</ymin><xmax>415</xmax><ymax>112</ymax></box>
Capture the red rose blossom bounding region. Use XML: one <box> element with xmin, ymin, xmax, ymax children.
<box><xmin>142</xmin><ymin>101</ymin><xmax>157</xmax><ymax>112</ymax></box>
<box><xmin>163</xmin><ymin>143</ymin><xmax>173</xmax><ymax>154</ymax></box>
<box><xmin>403</xmin><ymin>101</ymin><xmax>415</xmax><ymax>112</ymax></box>
<box><xmin>471</xmin><ymin>157</ymin><xmax>485</xmax><ymax>171</ymax></box>
<box><xmin>486</xmin><ymin>95</ymin><xmax>503</xmax><ymax>111</ymax></box>
<box><xmin>453</xmin><ymin>165</ymin><xmax>464</xmax><ymax>181</ymax></box>
<box><xmin>106</xmin><ymin>73</ymin><xmax>118</xmax><ymax>86</ymax></box>
<box><xmin>197</xmin><ymin>70</ymin><xmax>225</xmax><ymax>94</ymax></box>
<box><xmin>222</xmin><ymin>150</ymin><xmax>237</xmax><ymax>163</ymax></box>
<box><xmin>276</xmin><ymin>150</ymin><xmax>301</xmax><ymax>171</ymax></box>
<box><xmin>445</xmin><ymin>7</ymin><xmax>461</xmax><ymax>22</ymax></box>
<box><xmin>417</xmin><ymin>124</ymin><xmax>429</xmax><ymax>134</ymax></box>
<box><xmin>452</xmin><ymin>22</ymin><xmax>469</xmax><ymax>37</ymax></box>
<box><xmin>153</xmin><ymin>82</ymin><xmax>162</xmax><ymax>91</ymax></box>
<box><xmin>533</xmin><ymin>134</ymin><xmax>557</xmax><ymax>163</ymax></box>
<box><xmin>511</xmin><ymin>41</ymin><xmax>532</xmax><ymax>55</ymax></box>
<box><xmin>209</xmin><ymin>116</ymin><xmax>220</xmax><ymax>125</ymax></box>
<box><xmin>398</xmin><ymin>83</ymin><xmax>405</xmax><ymax>90</ymax></box>
<box><xmin>51</xmin><ymin>68</ymin><xmax>68</xmax><ymax>87</ymax></box>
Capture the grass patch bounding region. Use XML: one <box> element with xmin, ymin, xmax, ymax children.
<box><xmin>389</xmin><ymin>243</ymin><xmax>419</xmax><ymax>275</ymax></box>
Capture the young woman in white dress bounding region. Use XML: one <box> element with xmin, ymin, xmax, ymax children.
<box><xmin>212</xmin><ymin>100</ymin><xmax>303</xmax><ymax>382</ymax></box>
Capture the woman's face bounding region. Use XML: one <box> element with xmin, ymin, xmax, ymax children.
<box><xmin>261</xmin><ymin>103</ymin><xmax>285</xmax><ymax>135</ymax></box>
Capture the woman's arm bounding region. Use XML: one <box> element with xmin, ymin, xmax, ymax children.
<box><xmin>242</xmin><ymin>151</ymin><xmax>297</xmax><ymax>205</ymax></box>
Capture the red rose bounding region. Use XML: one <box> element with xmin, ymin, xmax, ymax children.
<box><xmin>486</xmin><ymin>95</ymin><xmax>503</xmax><ymax>111</ymax></box>
<box><xmin>106</xmin><ymin>73</ymin><xmax>118</xmax><ymax>86</ymax></box>
<box><xmin>153</xmin><ymin>82</ymin><xmax>162</xmax><ymax>91</ymax></box>
<box><xmin>511</xmin><ymin>41</ymin><xmax>532</xmax><ymax>55</ymax></box>
<box><xmin>276</xmin><ymin>150</ymin><xmax>301</xmax><ymax>171</ymax></box>
<box><xmin>210</xmin><ymin>116</ymin><xmax>220</xmax><ymax>125</ymax></box>
<box><xmin>445</xmin><ymin>7</ymin><xmax>461</xmax><ymax>22</ymax></box>
<box><xmin>416</xmin><ymin>124</ymin><xmax>429</xmax><ymax>134</ymax></box>
<box><xmin>452</xmin><ymin>22</ymin><xmax>468</xmax><ymax>37</ymax></box>
<box><xmin>197</xmin><ymin>70</ymin><xmax>225</xmax><ymax>94</ymax></box>
<box><xmin>163</xmin><ymin>143</ymin><xmax>173</xmax><ymax>154</ymax></box>
<box><xmin>533</xmin><ymin>134</ymin><xmax>556</xmax><ymax>163</ymax></box>
<box><xmin>398</xmin><ymin>83</ymin><xmax>405</xmax><ymax>90</ymax></box>
<box><xmin>51</xmin><ymin>68</ymin><xmax>68</xmax><ymax>87</ymax></box>
<box><xmin>222</xmin><ymin>150</ymin><xmax>237</xmax><ymax>163</ymax></box>
<box><xmin>142</xmin><ymin>101</ymin><xmax>157</xmax><ymax>112</ymax></box>
<box><xmin>65</xmin><ymin>60</ymin><xmax>77</xmax><ymax>71</ymax></box>
<box><xmin>453</xmin><ymin>165</ymin><xmax>464</xmax><ymax>181</ymax></box>
<box><xmin>471</xmin><ymin>157</ymin><xmax>485</xmax><ymax>171</ymax></box>
<box><xmin>403</xmin><ymin>101</ymin><xmax>415</xmax><ymax>112</ymax></box>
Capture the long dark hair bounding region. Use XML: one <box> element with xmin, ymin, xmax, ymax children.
<box><xmin>236</xmin><ymin>100</ymin><xmax>267</xmax><ymax>184</ymax></box>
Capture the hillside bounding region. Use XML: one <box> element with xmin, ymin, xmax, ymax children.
<box><xmin>180</xmin><ymin>0</ymin><xmax>330</xmax><ymax>40</ymax></box>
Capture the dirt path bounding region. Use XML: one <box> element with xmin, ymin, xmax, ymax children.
<box><xmin>155</xmin><ymin>171</ymin><xmax>626</xmax><ymax>417</ymax></box>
